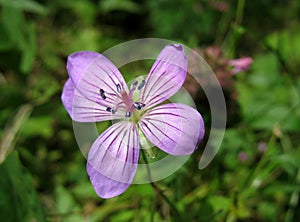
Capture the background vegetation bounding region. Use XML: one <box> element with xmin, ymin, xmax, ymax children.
<box><xmin>0</xmin><ymin>0</ymin><xmax>300</xmax><ymax>221</ymax></box>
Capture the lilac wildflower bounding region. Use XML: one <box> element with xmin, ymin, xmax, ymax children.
<box><xmin>61</xmin><ymin>44</ymin><xmax>205</xmax><ymax>198</ymax></box>
<box><xmin>228</xmin><ymin>57</ymin><xmax>253</xmax><ymax>74</ymax></box>
<box><xmin>238</xmin><ymin>151</ymin><xmax>248</xmax><ymax>162</ymax></box>
<box><xmin>258</xmin><ymin>141</ymin><xmax>267</xmax><ymax>153</ymax></box>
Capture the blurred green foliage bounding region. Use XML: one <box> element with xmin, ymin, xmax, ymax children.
<box><xmin>0</xmin><ymin>0</ymin><xmax>300</xmax><ymax>221</ymax></box>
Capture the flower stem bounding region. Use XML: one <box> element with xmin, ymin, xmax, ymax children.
<box><xmin>235</xmin><ymin>0</ymin><xmax>245</xmax><ymax>25</ymax></box>
<box><xmin>141</xmin><ymin>150</ymin><xmax>183</xmax><ymax>221</ymax></box>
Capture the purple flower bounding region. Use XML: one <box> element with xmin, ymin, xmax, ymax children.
<box><xmin>238</xmin><ymin>151</ymin><xmax>248</xmax><ymax>162</ymax></box>
<box><xmin>61</xmin><ymin>44</ymin><xmax>205</xmax><ymax>198</ymax></box>
<box><xmin>228</xmin><ymin>57</ymin><xmax>253</xmax><ymax>74</ymax></box>
<box><xmin>258</xmin><ymin>141</ymin><xmax>267</xmax><ymax>153</ymax></box>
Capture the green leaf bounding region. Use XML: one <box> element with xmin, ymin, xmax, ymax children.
<box><xmin>236</xmin><ymin>52</ymin><xmax>300</xmax><ymax>131</ymax></box>
<box><xmin>60</xmin><ymin>0</ymin><xmax>96</xmax><ymax>25</ymax></box>
<box><xmin>67</xmin><ymin>28</ymin><xmax>101</xmax><ymax>52</ymax></box>
<box><xmin>20</xmin><ymin>116</ymin><xmax>53</xmax><ymax>138</ymax></box>
<box><xmin>110</xmin><ymin>210</ymin><xmax>135</xmax><ymax>221</ymax></box>
<box><xmin>257</xmin><ymin>201</ymin><xmax>279</xmax><ymax>221</ymax></box>
<box><xmin>1</xmin><ymin>5</ymin><xmax>26</xmax><ymax>48</ymax></box>
<box><xmin>99</xmin><ymin>0</ymin><xmax>141</xmax><ymax>13</ymax></box>
<box><xmin>0</xmin><ymin>104</ymin><xmax>33</xmax><ymax>163</ymax></box>
<box><xmin>0</xmin><ymin>0</ymin><xmax>47</xmax><ymax>14</ymax></box>
<box><xmin>208</xmin><ymin>195</ymin><xmax>232</xmax><ymax>218</ymax></box>
<box><xmin>71</xmin><ymin>182</ymin><xmax>96</xmax><ymax>199</ymax></box>
<box><xmin>29</xmin><ymin>74</ymin><xmax>60</xmax><ymax>105</ymax></box>
<box><xmin>1</xmin><ymin>5</ymin><xmax>38</xmax><ymax>73</ymax></box>
<box><xmin>54</xmin><ymin>186</ymin><xmax>85</xmax><ymax>222</ymax></box>
<box><xmin>248</xmin><ymin>53</ymin><xmax>280</xmax><ymax>87</ymax></box>
<box><xmin>266</xmin><ymin>29</ymin><xmax>300</xmax><ymax>65</ymax></box>
<box><xmin>0</xmin><ymin>152</ymin><xmax>45</xmax><ymax>222</ymax></box>
<box><xmin>0</xmin><ymin>24</ymin><xmax>14</xmax><ymax>50</ymax></box>
<box><xmin>20</xmin><ymin>21</ymin><xmax>37</xmax><ymax>73</ymax></box>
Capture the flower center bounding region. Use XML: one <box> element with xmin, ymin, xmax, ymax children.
<box><xmin>99</xmin><ymin>79</ymin><xmax>146</xmax><ymax>121</ymax></box>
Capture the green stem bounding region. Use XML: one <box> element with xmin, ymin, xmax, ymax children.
<box><xmin>236</xmin><ymin>0</ymin><xmax>245</xmax><ymax>25</ymax></box>
<box><xmin>284</xmin><ymin>169</ymin><xmax>300</xmax><ymax>222</ymax></box>
<box><xmin>222</xmin><ymin>0</ymin><xmax>246</xmax><ymax>58</ymax></box>
<box><xmin>241</xmin><ymin>133</ymin><xmax>276</xmax><ymax>191</ymax></box>
<box><xmin>141</xmin><ymin>150</ymin><xmax>183</xmax><ymax>221</ymax></box>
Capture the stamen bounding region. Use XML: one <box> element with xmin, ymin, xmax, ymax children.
<box><xmin>132</xmin><ymin>80</ymin><xmax>138</xmax><ymax>90</ymax></box>
<box><xmin>133</xmin><ymin>102</ymin><xmax>146</xmax><ymax>110</ymax></box>
<box><xmin>133</xmin><ymin>104</ymin><xmax>141</xmax><ymax>110</ymax></box>
<box><xmin>138</xmin><ymin>80</ymin><xmax>145</xmax><ymax>90</ymax></box>
<box><xmin>106</xmin><ymin>107</ymin><xmax>117</xmax><ymax>114</ymax></box>
<box><xmin>99</xmin><ymin>89</ymin><xmax>106</xmax><ymax>99</ymax></box>
<box><xmin>116</xmin><ymin>84</ymin><xmax>122</xmax><ymax>93</ymax></box>
<box><xmin>125</xmin><ymin>111</ymin><xmax>131</xmax><ymax>117</ymax></box>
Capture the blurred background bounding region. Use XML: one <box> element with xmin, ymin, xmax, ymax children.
<box><xmin>0</xmin><ymin>0</ymin><xmax>300</xmax><ymax>221</ymax></box>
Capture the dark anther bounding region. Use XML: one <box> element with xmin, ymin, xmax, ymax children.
<box><xmin>133</xmin><ymin>80</ymin><xmax>138</xmax><ymax>87</ymax></box>
<box><xmin>116</xmin><ymin>84</ymin><xmax>121</xmax><ymax>93</ymax></box>
<box><xmin>133</xmin><ymin>104</ymin><xmax>141</xmax><ymax>110</ymax></box>
<box><xmin>106</xmin><ymin>107</ymin><xmax>117</xmax><ymax>114</ymax></box>
<box><xmin>101</xmin><ymin>94</ymin><xmax>106</xmax><ymax>100</ymax></box>
<box><xmin>99</xmin><ymin>89</ymin><xmax>106</xmax><ymax>99</ymax></box>
<box><xmin>125</xmin><ymin>111</ymin><xmax>131</xmax><ymax>117</ymax></box>
<box><xmin>133</xmin><ymin>102</ymin><xmax>145</xmax><ymax>110</ymax></box>
<box><xmin>132</xmin><ymin>80</ymin><xmax>138</xmax><ymax>90</ymax></box>
<box><xmin>138</xmin><ymin>80</ymin><xmax>145</xmax><ymax>90</ymax></box>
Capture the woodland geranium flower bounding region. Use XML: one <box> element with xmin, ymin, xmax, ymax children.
<box><xmin>61</xmin><ymin>44</ymin><xmax>205</xmax><ymax>198</ymax></box>
<box><xmin>228</xmin><ymin>57</ymin><xmax>253</xmax><ymax>74</ymax></box>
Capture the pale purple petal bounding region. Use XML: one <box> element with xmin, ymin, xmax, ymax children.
<box><xmin>63</xmin><ymin>51</ymin><xmax>129</xmax><ymax>122</ymax></box>
<box><xmin>61</xmin><ymin>78</ymin><xmax>75</xmax><ymax>118</ymax></box>
<box><xmin>139</xmin><ymin>103</ymin><xmax>204</xmax><ymax>156</ymax></box>
<box><xmin>71</xmin><ymin>88</ymin><xmax>125</xmax><ymax>122</ymax></box>
<box><xmin>87</xmin><ymin>121</ymin><xmax>139</xmax><ymax>198</ymax></box>
<box><xmin>61</xmin><ymin>77</ymin><xmax>125</xmax><ymax>122</ymax></box>
<box><xmin>139</xmin><ymin>44</ymin><xmax>188</xmax><ymax>109</ymax></box>
<box><xmin>62</xmin><ymin>78</ymin><xmax>118</xmax><ymax>122</ymax></box>
<box><xmin>67</xmin><ymin>51</ymin><xmax>100</xmax><ymax>86</ymax></box>
<box><xmin>74</xmin><ymin>53</ymin><xmax>128</xmax><ymax>100</ymax></box>
<box><xmin>228</xmin><ymin>57</ymin><xmax>253</xmax><ymax>74</ymax></box>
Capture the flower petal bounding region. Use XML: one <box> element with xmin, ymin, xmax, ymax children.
<box><xmin>64</xmin><ymin>51</ymin><xmax>129</xmax><ymax>122</ymax></box>
<box><xmin>139</xmin><ymin>44</ymin><xmax>187</xmax><ymax>109</ymax></box>
<box><xmin>71</xmin><ymin>88</ymin><xmax>125</xmax><ymax>122</ymax></box>
<box><xmin>87</xmin><ymin>121</ymin><xmax>140</xmax><ymax>198</ymax></box>
<box><xmin>139</xmin><ymin>103</ymin><xmax>204</xmax><ymax>156</ymax></box>
<box><xmin>67</xmin><ymin>51</ymin><xmax>100</xmax><ymax>86</ymax></box>
<box><xmin>61</xmin><ymin>78</ymin><xmax>75</xmax><ymax>118</ymax></box>
<box><xmin>62</xmin><ymin>77</ymin><xmax>126</xmax><ymax>122</ymax></box>
<box><xmin>228</xmin><ymin>57</ymin><xmax>253</xmax><ymax>74</ymax></box>
<box><xmin>73</xmin><ymin>52</ymin><xmax>128</xmax><ymax>100</ymax></box>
